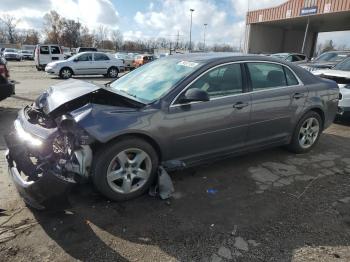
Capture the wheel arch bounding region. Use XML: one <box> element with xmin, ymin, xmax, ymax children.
<box><xmin>95</xmin><ymin>132</ymin><xmax>163</xmax><ymax>162</ymax></box>
<box><xmin>60</xmin><ymin>66</ymin><xmax>74</xmax><ymax>75</ymax></box>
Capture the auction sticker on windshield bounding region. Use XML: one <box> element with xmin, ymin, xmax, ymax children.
<box><xmin>177</xmin><ymin>61</ymin><xmax>199</xmax><ymax>68</ymax></box>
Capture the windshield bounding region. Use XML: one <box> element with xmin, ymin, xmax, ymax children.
<box><xmin>272</xmin><ymin>53</ymin><xmax>288</xmax><ymax>59</ymax></box>
<box><xmin>334</xmin><ymin>57</ymin><xmax>350</xmax><ymax>71</ymax></box>
<box><xmin>315</xmin><ymin>52</ymin><xmax>349</xmax><ymax>62</ymax></box>
<box><xmin>5</xmin><ymin>49</ymin><xmax>17</xmax><ymax>53</ymax></box>
<box><xmin>109</xmin><ymin>58</ymin><xmax>203</xmax><ymax>103</ymax></box>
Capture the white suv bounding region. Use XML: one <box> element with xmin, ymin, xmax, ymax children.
<box><xmin>45</xmin><ymin>52</ymin><xmax>124</xmax><ymax>79</ymax></box>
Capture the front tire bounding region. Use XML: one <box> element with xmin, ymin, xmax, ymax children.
<box><xmin>59</xmin><ymin>67</ymin><xmax>73</xmax><ymax>79</ymax></box>
<box><xmin>92</xmin><ymin>137</ymin><xmax>159</xmax><ymax>201</ymax></box>
<box><xmin>288</xmin><ymin>111</ymin><xmax>322</xmax><ymax>153</ymax></box>
<box><xmin>107</xmin><ymin>67</ymin><xmax>119</xmax><ymax>78</ymax></box>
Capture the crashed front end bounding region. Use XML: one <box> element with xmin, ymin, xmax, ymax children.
<box><xmin>5</xmin><ymin>104</ymin><xmax>93</xmax><ymax>210</ymax></box>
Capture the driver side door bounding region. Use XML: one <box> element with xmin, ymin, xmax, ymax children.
<box><xmin>72</xmin><ymin>53</ymin><xmax>93</xmax><ymax>75</ymax></box>
<box><xmin>166</xmin><ymin>62</ymin><xmax>251</xmax><ymax>162</ymax></box>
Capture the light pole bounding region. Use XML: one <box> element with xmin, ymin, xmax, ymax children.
<box><xmin>189</xmin><ymin>8</ymin><xmax>194</xmax><ymax>52</ymax></box>
<box><xmin>203</xmin><ymin>23</ymin><xmax>208</xmax><ymax>51</ymax></box>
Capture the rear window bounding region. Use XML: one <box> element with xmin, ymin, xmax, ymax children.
<box><xmin>50</xmin><ymin>46</ymin><xmax>61</xmax><ymax>54</ymax></box>
<box><xmin>94</xmin><ymin>53</ymin><xmax>109</xmax><ymax>61</ymax></box>
<box><xmin>247</xmin><ymin>62</ymin><xmax>299</xmax><ymax>90</ymax></box>
<box><xmin>40</xmin><ymin>46</ymin><xmax>49</xmax><ymax>55</ymax></box>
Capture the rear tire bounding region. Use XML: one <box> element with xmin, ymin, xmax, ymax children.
<box><xmin>92</xmin><ymin>137</ymin><xmax>159</xmax><ymax>201</ymax></box>
<box><xmin>59</xmin><ymin>67</ymin><xmax>73</xmax><ymax>79</ymax></box>
<box><xmin>287</xmin><ymin>111</ymin><xmax>323</xmax><ymax>154</ymax></box>
<box><xmin>107</xmin><ymin>67</ymin><xmax>119</xmax><ymax>78</ymax></box>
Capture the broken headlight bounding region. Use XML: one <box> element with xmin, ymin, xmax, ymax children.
<box><xmin>14</xmin><ymin>119</ymin><xmax>43</xmax><ymax>146</ymax></box>
<box><xmin>56</xmin><ymin>115</ymin><xmax>94</xmax><ymax>146</ymax></box>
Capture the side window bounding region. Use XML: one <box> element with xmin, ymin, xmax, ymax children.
<box><xmin>50</xmin><ymin>46</ymin><xmax>60</xmax><ymax>54</ymax></box>
<box><xmin>185</xmin><ymin>63</ymin><xmax>243</xmax><ymax>99</ymax></box>
<box><xmin>247</xmin><ymin>62</ymin><xmax>287</xmax><ymax>90</ymax></box>
<box><xmin>77</xmin><ymin>53</ymin><xmax>92</xmax><ymax>61</ymax></box>
<box><xmin>40</xmin><ymin>46</ymin><xmax>49</xmax><ymax>55</ymax></box>
<box><xmin>284</xmin><ymin>67</ymin><xmax>299</xmax><ymax>86</ymax></box>
<box><xmin>94</xmin><ymin>53</ymin><xmax>109</xmax><ymax>61</ymax></box>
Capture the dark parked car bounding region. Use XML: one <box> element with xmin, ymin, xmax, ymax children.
<box><xmin>76</xmin><ymin>47</ymin><xmax>98</xmax><ymax>53</ymax></box>
<box><xmin>271</xmin><ymin>53</ymin><xmax>307</xmax><ymax>64</ymax></box>
<box><xmin>0</xmin><ymin>57</ymin><xmax>15</xmax><ymax>101</ymax></box>
<box><xmin>5</xmin><ymin>53</ymin><xmax>339</xmax><ymax>209</ymax></box>
<box><xmin>300</xmin><ymin>51</ymin><xmax>350</xmax><ymax>72</ymax></box>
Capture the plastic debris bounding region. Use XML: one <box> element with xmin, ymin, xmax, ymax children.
<box><xmin>149</xmin><ymin>166</ymin><xmax>175</xmax><ymax>200</ymax></box>
<box><xmin>158</xmin><ymin>166</ymin><xmax>175</xmax><ymax>199</ymax></box>
<box><xmin>207</xmin><ymin>188</ymin><xmax>218</xmax><ymax>195</ymax></box>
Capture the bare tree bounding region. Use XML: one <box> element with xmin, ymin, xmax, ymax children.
<box><xmin>80</xmin><ymin>26</ymin><xmax>94</xmax><ymax>47</ymax></box>
<box><xmin>111</xmin><ymin>29</ymin><xmax>123</xmax><ymax>50</ymax></box>
<box><xmin>0</xmin><ymin>14</ymin><xmax>19</xmax><ymax>44</ymax></box>
<box><xmin>95</xmin><ymin>25</ymin><xmax>109</xmax><ymax>49</ymax></box>
<box><xmin>43</xmin><ymin>11</ymin><xmax>64</xmax><ymax>44</ymax></box>
<box><xmin>61</xmin><ymin>19</ymin><xmax>81</xmax><ymax>47</ymax></box>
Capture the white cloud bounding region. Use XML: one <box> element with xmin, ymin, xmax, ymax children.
<box><xmin>132</xmin><ymin>0</ymin><xmax>244</xmax><ymax>46</ymax></box>
<box><xmin>0</xmin><ymin>0</ymin><xmax>119</xmax><ymax>31</ymax></box>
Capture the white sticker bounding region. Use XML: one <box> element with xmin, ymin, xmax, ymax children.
<box><xmin>177</xmin><ymin>61</ymin><xmax>199</xmax><ymax>68</ymax></box>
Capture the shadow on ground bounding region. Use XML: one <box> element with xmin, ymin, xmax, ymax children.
<box><xmin>30</xmin><ymin>130</ymin><xmax>350</xmax><ymax>261</ymax></box>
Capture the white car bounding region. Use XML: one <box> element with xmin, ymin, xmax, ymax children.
<box><xmin>115</xmin><ymin>53</ymin><xmax>135</xmax><ymax>69</ymax></box>
<box><xmin>3</xmin><ymin>48</ymin><xmax>21</xmax><ymax>61</ymax></box>
<box><xmin>312</xmin><ymin>57</ymin><xmax>350</xmax><ymax>117</ymax></box>
<box><xmin>45</xmin><ymin>52</ymin><xmax>125</xmax><ymax>79</ymax></box>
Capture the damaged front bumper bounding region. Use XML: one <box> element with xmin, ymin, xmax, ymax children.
<box><xmin>5</xmin><ymin>132</ymin><xmax>77</xmax><ymax>210</ymax></box>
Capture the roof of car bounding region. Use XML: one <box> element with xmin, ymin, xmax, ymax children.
<box><xmin>169</xmin><ymin>52</ymin><xmax>287</xmax><ymax>64</ymax></box>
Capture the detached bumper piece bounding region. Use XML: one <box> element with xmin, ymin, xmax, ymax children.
<box><xmin>4</xmin><ymin>132</ymin><xmax>76</xmax><ymax>210</ymax></box>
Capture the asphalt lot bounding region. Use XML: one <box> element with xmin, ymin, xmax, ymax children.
<box><xmin>0</xmin><ymin>61</ymin><xmax>350</xmax><ymax>262</ymax></box>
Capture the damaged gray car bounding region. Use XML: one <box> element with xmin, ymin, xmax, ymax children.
<box><xmin>5</xmin><ymin>53</ymin><xmax>339</xmax><ymax>209</ymax></box>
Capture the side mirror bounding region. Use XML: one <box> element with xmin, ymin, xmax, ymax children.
<box><xmin>73</xmin><ymin>58</ymin><xmax>78</xmax><ymax>62</ymax></box>
<box><xmin>179</xmin><ymin>88</ymin><xmax>210</xmax><ymax>104</ymax></box>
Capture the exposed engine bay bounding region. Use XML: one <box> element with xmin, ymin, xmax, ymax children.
<box><xmin>5</xmin><ymin>81</ymin><xmax>145</xmax><ymax>209</ymax></box>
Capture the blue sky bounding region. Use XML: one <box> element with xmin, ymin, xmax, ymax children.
<box><xmin>0</xmin><ymin>0</ymin><xmax>349</xmax><ymax>48</ymax></box>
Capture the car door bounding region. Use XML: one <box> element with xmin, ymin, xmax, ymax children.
<box><xmin>49</xmin><ymin>45</ymin><xmax>63</xmax><ymax>61</ymax></box>
<box><xmin>39</xmin><ymin>45</ymin><xmax>50</xmax><ymax>65</ymax></box>
<box><xmin>167</xmin><ymin>62</ymin><xmax>251</xmax><ymax>161</ymax></box>
<box><xmin>245</xmin><ymin>62</ymin><xmax>308</xmax><ymax>146</ymax></box>
<box><xmin>72</xmin><ymin>53</ymin><xmax>93</xmax><ymax>75</ymax></box>
<box><xmin>93</xmin><ymin>53</ymin><xmax>110</xmax><ymax>74</ymax></box>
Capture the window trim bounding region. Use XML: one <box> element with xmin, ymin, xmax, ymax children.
<box><xmin>169</xmin><ymin>60</ymin><xmax>303</xmax><ymax>108</ymax></box>
<box><xmin>244</xmin><ymin>61</ymin><xmax>303</xmax><ymax>93</ymax></box>
<box><xmin>170</xmin><ymin>61</ymin><xmax>246</xmax><ymax>108</ymax></box>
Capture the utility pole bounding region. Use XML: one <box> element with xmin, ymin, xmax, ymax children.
<box><xmin>189</xmin><ymin>9</ymin><xmax>194</xmax><ymax>52</ymax></box>
<box><xmin>203</xmin><ymin>23</ymin><xmax>208</xmax><ymax>51</ymax></box>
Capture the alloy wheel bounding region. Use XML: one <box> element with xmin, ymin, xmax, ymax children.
<box><xmin>61</xmin><ymin>69</ymin><xmax>71</xmax><ymax>79</ymax></box>
<box><xmin>298</xmin><ymin>117</ymin><xmax>320</xmax><ymax>149</ymax></box>
<box><xmin>109</xmin><ymin>68</ymin><xmax>118</xmax><ymax>78</ymax></box>
<box><xmin>106</xmin><ymin>148</ymin><xmax>152</xmax><ymax>194</ymax></box>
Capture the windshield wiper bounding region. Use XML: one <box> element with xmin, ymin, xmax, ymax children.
<box><xmin>119</xmin><ymin>89</ymin><xmax>138</xmax><ymax>99</ymax></box>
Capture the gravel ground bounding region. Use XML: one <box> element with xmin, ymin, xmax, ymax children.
<box><xmin>0</xmin><ymin>61</ymin><xmax>350</xmax><ymax>262</ymax></box>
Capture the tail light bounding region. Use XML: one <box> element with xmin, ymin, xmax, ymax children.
<box><xmin>0</xmin><ymin>64</ymin><xmax>9</xmax><ymax>79</ymax></box>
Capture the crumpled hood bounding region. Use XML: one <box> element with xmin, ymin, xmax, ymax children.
<box><xmin>35</xmin><ymin>79</ymin><xmax>101</xmax><ymax>115</ymax></box>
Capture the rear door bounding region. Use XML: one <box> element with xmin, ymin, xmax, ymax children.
<box><xmin>93</xmin><ymin>53</ymin><xmax>111</xmax><ymax>74</ymax></box>
<box><xmin>245</xmin><ymin>62</ymin><xmax>308</xmax><ymax>146</ymax></box>
<box><xmin>49</xmin><ymin>45</ymin><xmax>64</xmax><ymax>61</ymax></box>
<box><xmin>167</xmin><ymin>62</ymin><xmax>251</xmax><ymax>161</ymax></box>
<box><xmin>38</xmin><ymin>45</ymin><xmax>50</xmax><ymax>65</ymax></box>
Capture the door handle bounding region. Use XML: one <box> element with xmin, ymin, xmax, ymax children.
<box><xmin>293</xmin><ymin>93</ymin><xmax>305</xmax><ymax>99</ymax></box>
<box><xmin>233</xmin><ymin>102</ymin><xmax>249</xmax><ymax>109</ymax></box>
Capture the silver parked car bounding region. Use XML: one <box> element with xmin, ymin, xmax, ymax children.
<box><xmin>3</xmin><ymin>48</ymin><xmax>21</xmax><ymax>61</ymax></box>
<box><xmin>45</xmin><ymin>52</ymin><xmax>124</xmax><ymax>79</ymax></box>
<box><xmin>5</xmin><ymin>53</ymin><xmax>339</xmax><ymax>208</ymax></box>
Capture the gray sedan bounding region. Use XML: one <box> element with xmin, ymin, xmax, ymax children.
<box><xmin>5</xmin><ymin>53</ymin><xmax>339</xmax><ymax>208</ymax></box>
